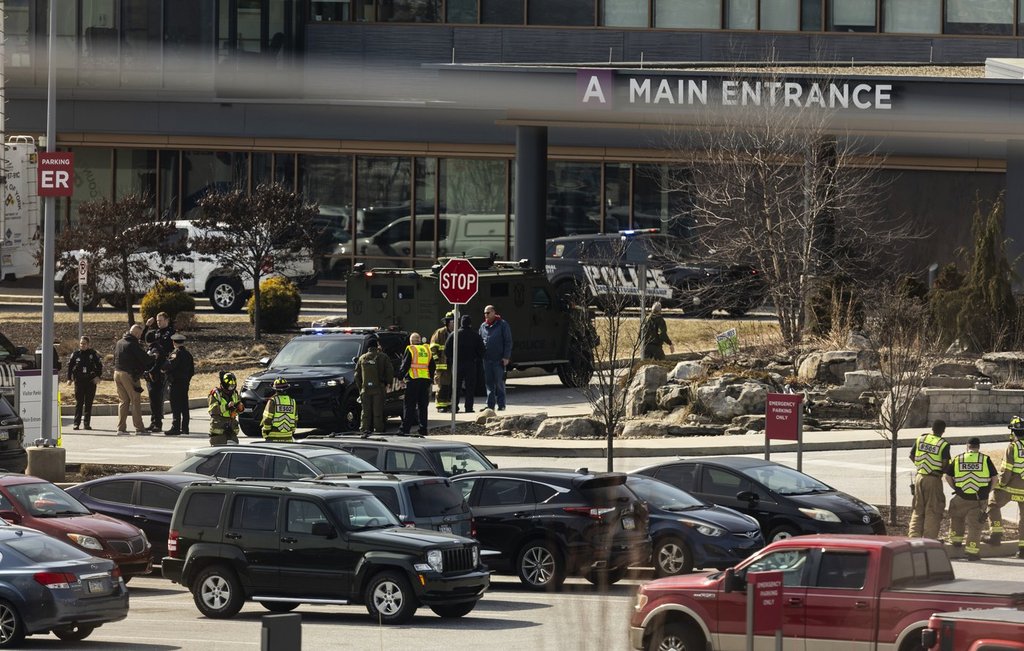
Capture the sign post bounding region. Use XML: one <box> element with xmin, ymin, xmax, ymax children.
<box><xmin>77</xmin><ymin>257</ymin><xmax>88</xmax><ymax>339</ymax></box>
<box><xmin>764</xmin><ymin>392</ymin><xmax>804</xmax><ymax>470</ymax></box>
<box><xmin>438</xmin><ymin>258</ymin><xmax>479</xmax><ymax>433</ymax></box>
<box><xmin>746</xmin><ymin>570</ymin><xmax>784</xmax><ymax>651</ymax></box>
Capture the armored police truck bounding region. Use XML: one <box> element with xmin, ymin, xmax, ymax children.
<box><xmin>344</xmin><ymin>260</ymin><xmax>594</xmax><ymax>388</ymax></box>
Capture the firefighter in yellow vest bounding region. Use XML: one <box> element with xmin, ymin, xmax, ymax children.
<box><xmin>208</xmin><ymin>371</ymin><xmax>244</xmax><ymax>446</ymax></box>
<box><xmin>908</xmin><ymin>419</ymin><xmax>951</xmax><ymax>540</ymax></box>
<box><xmin>985</xmin><ymin>416</ymin><xmax>1024</xmax><ymax>556</ymax></box>
<box><xmin>429</xmin><ymin>312</ymin><xmax>455</xmax><ymax>412</ymax></box>
<box><xmin>398</xmin><ymin>332</ymin><xmax>434</xmax><ymax>436</ymax></box>
<box><xmin>261</xmin><ymin>378</ymin><xmax>298</xmax><ymax>443</ymax></box>
<box><xmin>945</xmin><ymin>437</ymin><xmax>996</xmax><ymax>561</ymax></box>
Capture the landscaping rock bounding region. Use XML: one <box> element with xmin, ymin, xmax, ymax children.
<box><xmin>534</xmin><ymin>417</ymin><xmax>602</xmax><ymax>439</ymax></box>
<box><xmin>671</xmin><ymin>361</ymin><xmax>704</xmax><ymax>381</ymax></box>
<box><xmin>621</xmin><ymin>420</ymin><xmax>672</xmax><ymax>438</ymax></box>
<box><xmin>844</xmin><ymin>370</ymin><xmax>884</xmax><ymax>391</ymax></box>
<box><xmin>846</xmin><ymin>331</ymin><xmax>870</xmax><ymax>349</ymax></box>
<box><xmin>694</xmin><ymin>376</ymin><xmax>771</xmax><ymax>420</ymax></box>
<box><xmin>625</xmin><ymin>365</ymin><xmax>668</xmax><ymax>417</ymax></box>
<box><xmin>732</xmin><ymin>414</ymin><xmax>766</xmax><ymax>430</ymax></box>
<box><xmin>487</xmin><ymin>412</ymin><xmax>548</xmax><ymax>433</ymax></box>
<box><xmin>977</xmin><ymin>352</ymin><xmax>1024</xmax><ymax>384</ymax></box>
<box><xmin>656</xmin><ymin>384</ymin><xmax>689</xmax><ymax>410</ymax></box>
<box><xmin>475</xmin><ymin>408</ymin><xmax>496</xmax><ymax>424</ymax></box>
<box><xmin>932</xmin><ymin>362</ymin><xmax>981</xmax><ymax>377</ymax></box>
<box><xmin>880</xmin><ymin>390</ymin><xmax>929</xmax><ymax>429</ymax></box>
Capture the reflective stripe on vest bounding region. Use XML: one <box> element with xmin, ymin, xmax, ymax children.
<box><xmin>914</xmin><ymin>433</ymin><xmax>948</xmax><ymax>475</ymax></box>
<box><xmin>1009</xmin><ymin>439</ymin><xmax>1024</xmax><ymax>478</ymax></box>
<box><xmin>209</xmin><ymin>389</ymin><xmax>238</xmax><ymax>418</ymax></box>
<box><xmin>407</xmin><ymin>345</ymin><xmax>431</xmax><ymax>380</ymax></box>
<box><xmin>953</xmin><ymin>451</ymin><xmax>992</xmax><ymax>495</ymax></box>
<box><xmin>263</xmin><ymin>394</ymin><xmax>297</xmax><ymax>438</ymax></box>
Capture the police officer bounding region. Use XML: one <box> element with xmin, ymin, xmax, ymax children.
<box><xmin>66</xmin><ymin>335</ymin><xmax>103</xmax><ymax>430</ymax></box>
<box><xmin>208</xmin><ymin>371</ymin><xmax>243</xmax><ymax>446</ymax></box>
<box><xmin>354</xmin><ymin>337</ymin><xmax>394</xmax><ymax>434</ymax></box>
<box><xmin>908</xmin><ymin>419</ymin><xmax>951</xmax><ymax>540</ymax></box>
<box><xmin>986</xmin><ymin>416</ymin><xmax>1024</xmax><ymax>557</ymax></box>
<box><xmin>945</xmin><ymin>437</ymin><xmax>997</xmax><ymax>561</ymax></box>
<box><xmin>399</xmin><ymin>332</ymin><xmax>434</xmax><ymax>436</ymax></box>
<box><xmin>142</xmin><ymin>312</ymin><xmax>175</xmax><ymax>432</ymax></box>
<box><xmin>429</xmin><ymin>312</ymin><xmax>455</xmax><ymax>412</ymax></box>
<box><xmin>162</xmin><ymin>333</ymin><xmax>195</xmax><ymax>436</ymax></box>
<box><xmin>261</xmin><ymin>378</ymin><xmax>297</xmax><ymax>443</ymax></box>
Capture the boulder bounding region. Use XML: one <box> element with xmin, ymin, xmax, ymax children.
<box><xmin>694</xmin><ymin>376</ymin><xmax>771</xmax><ymax>420</ymax></box>
<box><xmin>670</xmin><ymin>361</ymin><xmax>704</xmax><ymax>381</ymax></box>
<box><xmin>475</xmin><ymin>408</ymin><xmax>496</xmax><ymax>424</ymax></box>
<box><xmin>844</xmin><ymin>370</ymin><xmax>885</xmax><ymax>391</ymax></box>
<box><xmin>534</xmin><ymin>417</ymin><xmax>602</xmax><ymax>439</ymax></box>
<box><xmin>977</xmin><ymin>352</ymin><xmax>1024</xmax><ymax>384</ymax></box>
<box><xmin>621</xmin><ymin>420</ymin><xmax>672</xmax><ymax>438</ymax></box>
<box><xmin>625</xmin><ymin>365</ymin><xmax>669</xmax><ymax>417</ymax></box>
<box><xmin>880</xmin><ymin>390</ymin><xmax>929</xmax><ymax>429</ymax></box>
<box><xmin>656</xmin><ymin>385</ymin><xmax>689</xmax><ymax>410</ymax></box>
<box><xmin>487</xmin><ymin>412</ymin><xmax>548</xmax><ymax>433</ymax></box>
<box><xmin>932</xmin><ymin>362</ymin><xmax>981</xmax><ymax>377</ymax></box>
<box><xmin>799</xmin><ymin>350</ymin><xmax>879</xmax><ymax>385</ymax></box>
<box><xmin>732</xmin><ymin>414</ymin><xmax>766</xmax><ymax>430</ymax></box>
<box><xmin>846</xmin><ymin>331</ymin><xmax>871</xmax><ymax>350</ymax></box>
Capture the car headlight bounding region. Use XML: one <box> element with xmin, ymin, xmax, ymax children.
<box><xmin>472</xmin><ymin>545</ymin><xmax>480</xmax><ymax>567</ymax></box>
<box><xmin>798</xmin><ymin>507</ymin><xmax>841</xmax><ymax>523</ymax></box>
<box><xmin>681</xmin><ymin>519</ymin><xmax>724</xmax><ymax>537</ymax></box>
<box><xmin>67</xmin><ymin>533</ymin><xmax>103</xmax><ymax>550</ymax></box>
<box><xmin>312</xmin><ymin>378</ymin><xmax>342</xmax><ymax>389</ymax></box>
<box><xmin>243</xmin><ymin>378</ymin><xmax>259</xmax><ymax>390</ymax></box>
<box><xmin>426</xmin><ymin>549</ymin><xmax>443</xmax><ymax>573</ymax></box>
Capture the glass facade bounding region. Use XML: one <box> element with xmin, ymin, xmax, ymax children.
<box><xmin>829</xmin><ymin>0</ymin><xmax>875</xmax><ymax>32</ymax></box>
<box><xmin>602</xmin><ymin>0</ymin><xmax>648</xmax><ymax>27</ymax></box>
<box><xmin>945</xmin><ymin>0</ymin><xmax>1014</xmax><ymax>35</ymax></box>
<box><xmin>884</xmin><ymin>0</ymin><xmax>942</xmax><ymax>34</ymax></box>
<box><xmin>656</xmin><ymin>0</ymin><xmax>721</xmax><ymax>29</ymax></box>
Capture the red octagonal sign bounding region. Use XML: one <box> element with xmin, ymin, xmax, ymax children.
<box><xmin>439</xmin><ymin>258</ymin><xmax>479</xmax><ymax>305</ymax></box>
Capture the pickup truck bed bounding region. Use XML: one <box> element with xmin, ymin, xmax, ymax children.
<box><xmin>897</xmin><ymin>579</ymin><xmax>1024</xmax><ymax>599</ymax></box>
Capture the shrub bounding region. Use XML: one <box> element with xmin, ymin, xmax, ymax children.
<box><xmin>247</xmin><ymin>276</ymin><xmax>301</xmax><ymax>332</ymax></box>
<box><xmin>140</xmin><ymin>279</ymin><xmax>196</xmax><ymax>323</ymax></box>
<box><xmin>807</xmin><ymin>274</ymin><xmax>863</xmax><ymax>338</ymax></box>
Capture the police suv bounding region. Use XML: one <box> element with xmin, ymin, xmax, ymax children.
<box><xmin>545</xmin><ymin>229</ymin><xmax>767</xmax><ymax>317</ymax></box>
<box><xmin>238</xmin><ymin>327</ymin><xmax>406</xmax><ymax>438</ymax></box>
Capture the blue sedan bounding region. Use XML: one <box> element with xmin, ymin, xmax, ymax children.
<box><xmin>0</xmin><ymin>525</ymin><xmax>128</xmax><ymax>646</ymax></box>
<box><xmin>625</xmin><ymin>474</ymin><xmax>764</xmax><ymax>576</ymax></box>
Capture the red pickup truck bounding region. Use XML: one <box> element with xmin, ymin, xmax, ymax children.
<box><xmin>922</xmin><ymin>607</ymin><xmax>1024</xmax><ymax>651</ymax></box>
<box><xmin>629</xmin><ymin>535</ymin><xmax>1024</xmax><ymax>651</ymax></box>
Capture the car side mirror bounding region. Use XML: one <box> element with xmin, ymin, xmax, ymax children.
<box><xmin>736</xmin><ymin>490</ymin><xmax>759</xmax><ymax>504</ymax></box>
<box><xmin>311</xmin><ymin>522</ymin><xmax>337</xmax><ymax>539</ymax></box>
<box><xmin>0</xmin><ymin>510</ymin><xmax>21</xmax><ymax>525</ymax></box>
<box><xmin>259</xmin><ymin>356</ymin><xmax>271</xmax><ymax>366</ymax></box>
<box><xmin>722</xmin><ymin>567</ymin><xmax>745</xmax><ymax>594</ymax></box>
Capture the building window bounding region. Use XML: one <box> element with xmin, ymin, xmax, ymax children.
<box><xmin>603</xmin><ymin>163</ymin><xmax>631</xmax><ymax>232</ymax></box>
<box><xmin>548</xmin><ymin>162</ymin><xmax>601</xmax><ymax>236</ymax></box>
<box><xmin>438</xmin><ymin>159</ymin><xmax>507</xmax><ymax>260</ymax></box>
<box><xmin>5</xmin><ymin>0</ymin><xmax>30</xmax><ymax>67</ymax></box>
<box><xmin>655</xmin><ymin>0</ymin><xmax>721</xmax><ymax>28</ymax></box>
<box><xmin>447</xmin><ymin>0</ymin><xmax>478</xmax><ymax>23</ymax></box>
<box><xmin>181</xmin><ymin>151</ymin><xmax>248</xmax><ymax>219</ymax></box>
<box><xmin>299</xmin><ymin>154</ymin><xmax>354</xmax><ymax>277</ymax></box>
<box><xmin>883</xmin><ymin>0</ymin><xmax>940</xmax><ymax>33</ymax></box>
<box><xmin>602</xmin><ymin>0</ymin><xmax>648</xmax><ymax>27</ymax></box>
<box><xmin>761</xmin><ymin>0</ymin><xmax>799</xmax><ymax>30</ymax></box>
<box><xmin>482</xmin><ymin>0</ymin><xmax>524</xmax><ymax>24</ymax></box>
<box><xmin>380</xmin><ymin>0</ymin><xmax>442</xmax><ymax>22</ymax></box>
<box><xmin>115</xmin><ymin>149</ymin><xmax>157</xmax><ymax>201</ymax></box>
<box><xmin>801</xmin><ymin>0</ymin><xmax>823</xmax><ymax>30</ymax></box>
<box><xmin>944</xmin><ymin>0</ymin><xmax>1013</xmax><ymax>35</ymax></box>
<box><xmin>829</xmin><ymin>0</ymin><xmax>876</xmax><ymax>31</ymax></box>
<box><xmin>164</xmin><ymin>0</ymin><xmax>215</xmax><ymax>69</ymax></box>
<box><xmin>69</xmin><ymin>148</ymin><xmax>115</xmax><ymax>227</ymax></box>
<box><xmin>726</xmin><ymin>0</ymin><xmax>757</xmax><ymax>28</ymax></box>
<box><xmin>312</xmin><ymin>0</ymin><xmax>352</xmax><ymax>21</ymax></box>
<box><xmin>529</xmin><ymin>0</ymin><xmax>595</xmax><ymax>25</ymax></box>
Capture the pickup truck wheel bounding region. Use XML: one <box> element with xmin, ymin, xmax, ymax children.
<box><xmin>648</xmin><ymin>622</ymin><xmax>702</xmax><ymax>651</ymax></box>
<box><xmin>209</xmin><ymin>277</ymin><xmax>245</xmax><ymax>313</ymax></box>
<box><xmin>63</xmin><ymin>282</ymin><xmax>100</xmax><ymax>311</ymax></box>
<box><xmin>768</xmin><ymin>525</ymin><xmax>799</xmax><ymax>543</ymax></box>
<box><xmin>365</xmin><ymin>571</ymin><xmax>417</xmax><ymax>625</ymax></box>
<box><xmin>654</xmin><ymin>536</ymin><xmax>694</xmax><ymax>577</ymax></box>
<box><xmin>429</xmin><ymin>601</ymin><xmax>477</xmax><ymax>618</ymax></box>
<box><xmin>192</xmin><ymin>565</ymin><xmax>245</xmax><ymax>619</ymax></box>
<box><xmin>516</xmin><ymin>540</ymin><xmax>566</xmax><ymax>591</ymax></box>
<box><xmin>898</xmin><ymin>630</ymin><xmax>926</xmax><ymax>651</ymax></box>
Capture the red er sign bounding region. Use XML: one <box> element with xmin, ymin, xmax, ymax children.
<box><xmin>439</xmin><ymin>258</ymin><xmax>479</xmax><ymax>305</ymax></box>
<box><xmin>765</xmin><ymin>393</ymin><xmax>803</xmax><ymax>441</ymax></box>
<box><xmin>38</xmin><ymin>152</ymin><xmax>75</xmax><ymax>197</ymax></box>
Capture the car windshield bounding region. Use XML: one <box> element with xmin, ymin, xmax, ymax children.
<box><xmin>270</xmin><ymin>338</ymin><xmax>362</xmax><ymax>368</ymax></box>
<box><xmin>311</xmin><ymin>452</ymin><xmax>378</xmax><ymax>475</ymax></box>
<box><xmin>327</xmin><ymin>494</ymin><xmax>401</xmax><ymax>531</ymax></box>
<box><xmin>408</xmin><ymin>480</ymin><xmax>467</xmax><ymax>517</ymax></box>
<box><xmin>743</xmin><ymin>464</ymin><xmax>833</xmax><ymax>495</ymax></box>
<box><xmin>7</xmin><ymin>482</ymin><xmax>92</xmax><ymax>517</ymax></box>
<box><xmin>430</xmin><ymin>447</ymin><xmax>495</xmax><ymax>476</ymax></box>
<box><xmin>626</xmin><ymin>476</ymin><xmax>705</xmax><ymax>510</ymax></box>
<box><xmin>5</xmin><ymin>533</ymin><xmax>92</xmax><ymax>563</ymax></box>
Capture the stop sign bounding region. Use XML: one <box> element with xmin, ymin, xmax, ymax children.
<box><xmin>439</xmin><ymin>258</ymin><xmax>479</xmax><ymax>305</ymax></box>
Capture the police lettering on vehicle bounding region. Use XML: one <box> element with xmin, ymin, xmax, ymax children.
<box><xmin>581</xmin><ymin>265</ymin><xmax>673</xmax><ymax>299</ymax></box>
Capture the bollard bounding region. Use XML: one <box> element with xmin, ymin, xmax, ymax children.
<box><xmin>26</xmin><ymin>447</ymin><xmax>66</xmax><ymax>483</ymax></box>
<box><xmin>261</xmin><ymin>612</ymin><xmax>301</xmax><ymax>651</ymax></box>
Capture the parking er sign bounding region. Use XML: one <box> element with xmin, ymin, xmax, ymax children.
<box><xmin>37</xmin><ymin>152</ymin><xmax>74</xmax><ymax>197</ymax></box>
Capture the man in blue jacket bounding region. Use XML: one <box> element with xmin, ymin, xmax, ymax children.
<box><xmin>479</xmin><ymin>304</ymin><xmax>512</xmax><ymax>411</ymax></box>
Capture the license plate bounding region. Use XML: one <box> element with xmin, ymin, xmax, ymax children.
<box><xmin>622</xmin><ymin>516</ymin><xmax>636</xmax><ymax>531</ymax></box>
<box><xmin>86</xmin><ymin>579</ymin><xmax>107</xmax><ymax>594</ymax></box>
<box><xmin>438</xmin><ymin>525</ymin><xmax>453</xmax><ymax>534</ymax></box>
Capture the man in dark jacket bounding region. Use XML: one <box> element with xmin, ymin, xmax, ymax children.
<box><xmin>66</xmin><ymin>335</ymin><xmax>103</xmax><ymax>430</ymax></box>
<box><xmin>142</xmin><ymin>312</ymin><xmax>175</xmax><ymax>432</ymax></box>
<box><xmin>479</xmin><ymin>305</ymin><xmax>512</xmax><ymax>411</ymax></box>
<box><xmin>113</xmin><ymin>324</ymin><xmax>150</xmax><ymax>435</ymax></box>
<box><xmin>162</xmin><ymin>333</ymin><xmax>195</xmax><ymax>436</ymax></box>
<box><xmin>446</xmin><ymin>315</ymin><xmax>484</xmax><ymax>413</ymax></box>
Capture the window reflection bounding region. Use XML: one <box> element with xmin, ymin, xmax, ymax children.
<box><xmin>829</xmin><ymin>0</ymin><xmax>876</xmax><ymax>31</ymax></box>
<box><xmin>380</xmin><ymin>0</ymin><xmax>442</xmax><ymax>22</ymax></box>
<box><xmin>602</xmin><ymin>0</ymin><xmax>648</xmax><ymax>27</ymax></box>
<box><xmin>180</xmin><ymin>151</ymin><xmax>248</xmax><ymax>218</ymax></box>
<box><xmin>945</xmin><ymin>0</ymin><xmax>1013</xmax><ymax>35</ymax></box>
<box><xmin>884</xmin><ymin>0</ymin><xmax>941</xmax><ymax>33</ymax></box>
<box><xmin>299</xmin><ymin>154</ymin><xmax>354</xmax><ymax>277</ymax></box>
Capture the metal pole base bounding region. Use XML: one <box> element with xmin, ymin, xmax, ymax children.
<box><xmin>26</xmin><ymin>446</ymin><xmax>66</xmax><ymax>483</ymax></box>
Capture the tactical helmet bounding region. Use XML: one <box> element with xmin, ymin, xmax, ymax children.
<box><xmin>273</xmin><ymin>377</ymin><xmax>290</xmax><ymax>392</ymax></box>
<box><xmin>1011</xmin><ymin>415</ymin><xmax>1024</xmax><ymax>435</ymax></box>
<box><xmin>219</xmin><ymin>371</ymin><xmax>237</xmax><ymax>389</ymax></box>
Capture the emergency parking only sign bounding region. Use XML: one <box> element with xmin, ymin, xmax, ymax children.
<box><xmin>37</xmin><ymin>152</ymin><xmax>75</xmax><ymax>197</ymax></box>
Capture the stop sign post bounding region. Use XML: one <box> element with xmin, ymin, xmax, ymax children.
<box><xmin>439</xmin><ymin>259</ymin><xmax>479</xmax><ymax>431</ymax></box>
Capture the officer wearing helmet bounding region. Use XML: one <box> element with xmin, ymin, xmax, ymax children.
<box><xmin>985</xmin><ymin>416</ymin><xmax>1024</xmax><ymax>556</ymax></box>
<box><xmin>908</xmin><ymin>419</ymin><xmax>951</xmax><ymax>540</ymax></box>
<box><xmin>429</xmin><ymin>312</ymin><xmax>455</xmax><ymax>413</ymax></box>
<box><xmin>208</xmin><ymin>371</ymin><xmax>244</xmax><ymax>446</ymax></box>
<box><xmin>261</xmin><ymin>378</ymin><xmax>298</xmax><ymax>443</ymax></box>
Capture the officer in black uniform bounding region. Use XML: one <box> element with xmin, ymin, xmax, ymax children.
<box><xmin>142</xmin><ymin>312</ymin><xmax>175</xmax><ymax>432</ymax></box>
<box><xmin>163</xmin><ymin>333</ymin><xmax>195</xmax><ymax>436</ymax></box>
<box><xmin>66</xmin><ymin>335</ymin><xmax>103</xmax><ymax>430</ymax></box>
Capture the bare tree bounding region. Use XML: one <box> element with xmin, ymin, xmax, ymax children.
<box><xmin>862</xmin><ymin>281</ymin><xmax>935</xmax><ymax>527</ymax></box>
<box><xmin>194</xmin><ymin>183</ymin><xmax>319</xmax><ymax>340</ymax></box>
<box><xmin>667</xmin><ymin>70</ymin><xmax>914</xmax><ymax>346</ymax></box>
<box><xmin>57</xmin><ymin>193</ymin><xmax>183</xmax><ymax>326</ymax></box>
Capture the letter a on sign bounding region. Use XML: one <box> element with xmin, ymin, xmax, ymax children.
<box><xmin>577</xmin><ymin>68</ymin><xmax>614</xmax><ymax>110</ymax></box>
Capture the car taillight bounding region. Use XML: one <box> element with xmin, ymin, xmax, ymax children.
<box><xmin>167</xmin><ymin>529</ymin><xmax>179</xmax><ymax>558</ymax></box>
<box><xmin>563</xmin><ymin>506</ymin><xmax>615</xmax><ymax>520</ymax></box>
<box><xmin>34</xmin><ymin>572</ymin><xmax>77</xmax><ymax>589</ymax></box>
<box><xmin>471</xmin><ymin>516</ymin><xmax>477</xmax><ymax>539</ymax></box>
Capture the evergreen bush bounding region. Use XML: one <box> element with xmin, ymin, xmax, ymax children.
<box><xmin>140</xmin><ymin>279</ymin><xmax>196</xmax><ymax>323</ymax></box>
<box><xmin>247</xmin><ymin>276</ymin><xmax>301</xmax><ymax>332</ymax></box>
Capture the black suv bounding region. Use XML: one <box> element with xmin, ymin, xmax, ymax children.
<box><xmin>167</xmin><ymin>443</ymin><xmax>378</xmax><ymax>480</ymax></box>
<box><xmin>0</xmin><ymin>396</ymin><xmax>27</xmax><ymax>473</ymax></box>
<box><xmin>545</xmin><ymin>230</ymin><xmax>766</xmax><ymax>317</ymax></box>
<box><xmin>162</xmin><ymin>479</ymin><xmax>489</xmax><ymax>624</ymax></box>
<box><xmin>451</xmin><ymin>468</ymin><xmax>651</xmax><ymax>590</ymax></box>
<box><xmin>302</xmin><ymin>433</ymin><xmax>497</xmax><ymax>478</ymax></box>
<box><xmin>238</xmin><ymin>327</ymin><xmax>407</xmax><ymax>437</ymax></box>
